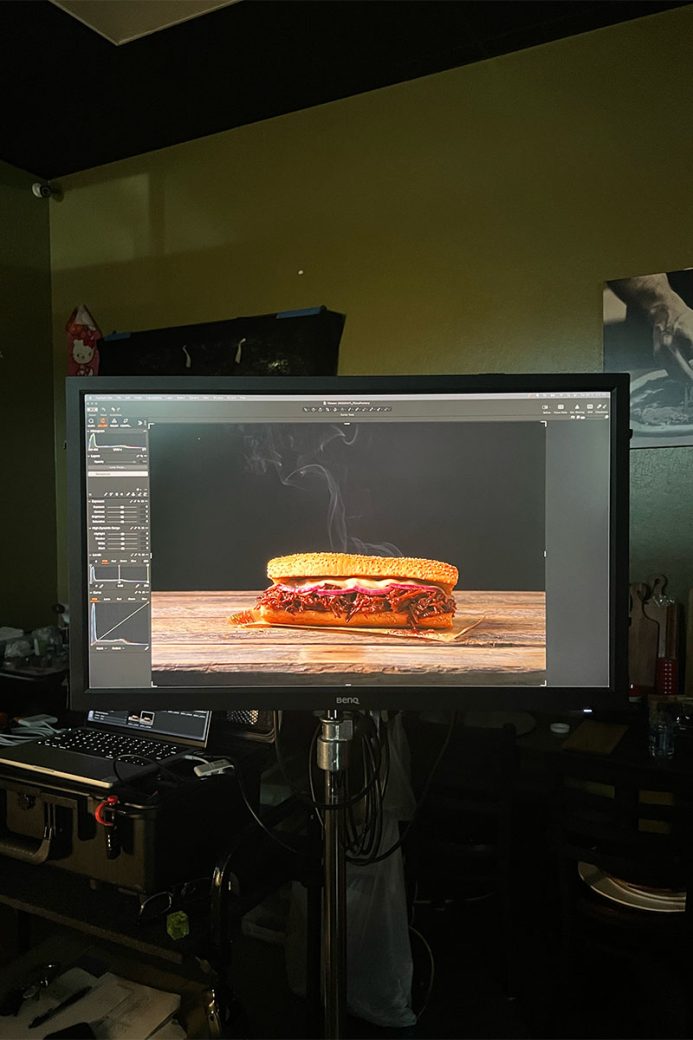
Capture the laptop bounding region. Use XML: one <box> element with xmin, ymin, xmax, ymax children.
<box><xmin>0</xmin><ymin>709</ymin><xmax>212</xmax><ymax>789</ymax></box>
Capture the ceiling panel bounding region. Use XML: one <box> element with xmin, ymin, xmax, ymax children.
<box><xmin>51</xmin><ymin>0</ymin><xmax>239</xmax><ymax>46</ymax></box>
<box><xmin>1</xmin><ymin>1</ymin><xmax>688</xmax><ymax>179</ymax></box>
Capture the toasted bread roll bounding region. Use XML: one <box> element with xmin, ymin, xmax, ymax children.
<box><xmin>257</xmin><ymin>606</ymin><xmax>454</xmax><ymax>629</ymax></box>
<box><xmin>267</xmin><ymin>552</ymin><xmax>458</xmax><ymax>590</ymax></box>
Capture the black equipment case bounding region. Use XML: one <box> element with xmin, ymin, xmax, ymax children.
<box><xmin>0</xmin><ymin>751</ymin><xmax>264</xmax><ymax>894</ymax></box>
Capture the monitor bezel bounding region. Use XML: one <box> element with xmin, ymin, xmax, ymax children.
<box><xmin>67</xmin><ymin>373</ymin><xmax>630</xmax><ymax>713</ymax></box>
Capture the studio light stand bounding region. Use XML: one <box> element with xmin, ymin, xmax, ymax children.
<box><xmin>317</xmin><ymin>710</ymin><xmax>354</xmax><ymax>1039</ymax></box>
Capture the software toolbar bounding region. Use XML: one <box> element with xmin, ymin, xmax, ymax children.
<box><xmin>85</xmin><ymin>392</ymin><xmax>610</xmax><ymax>424</ymax></box>
<box><xmin>86</xmin><ymin>406</ymin><xmax>151</xmax><ymax>657</ymax></box>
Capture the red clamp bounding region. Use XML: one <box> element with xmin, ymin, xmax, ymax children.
<box><xmin>94</xmin><ymin>794</ymin><xmax>119</xmax><ymax>826</ymax></box>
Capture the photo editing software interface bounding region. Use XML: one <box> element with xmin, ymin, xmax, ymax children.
<box><xmin>86</xmin><ymin>708</ymin><xmax>210</xmax><ymax>743</ymax></box>
<box><xmin>81</xmin><ymin>388</ymin><xmax>613</xmax><ymax>696</ymax></box>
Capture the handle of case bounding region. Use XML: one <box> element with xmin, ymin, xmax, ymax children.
<box><xmin>0</xmin><ymin>824</ymin><xmax>55</xmax><ymax>864</ymax></box>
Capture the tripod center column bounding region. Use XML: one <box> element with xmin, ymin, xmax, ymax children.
<box><xmin>318</xmin><ymin>711</ymin><xmax>354</xmax><ymax>1039</ymax></box>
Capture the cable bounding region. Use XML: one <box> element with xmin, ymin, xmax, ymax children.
<box><xmin>273</xmin><ymin>710</ymin><xmax>385</xmax><ymax>811</ymax></box>
<box><xmin>349</xmin><ymin>712</ymin><xmax>452</xmax><ymax>866</ymax></box>
<box><xmin>409</xmin><ymin>925</ymin><xmax>436</xmax><ymax>1022</ymax></box>
<box><xmin>312</xmin><ymin>719</ymin><xmax>382</xmax><ymax>822</ymax></box>
<box><xmin>303</xmin><ymin>711</ymin><xmax>389</xmax><ymax>860</ymax></box>
<box><xmin>321</xmin><ymin>711</ymin><xmax>386</xmax><ymax>862</ymax></box>
<box><xmin>347</xmin><ymin>711</ymin><xmax>456</xmax><ymax>866</ymax></box>
<box><xmin>111</xmin><ymin>753</ymin><xmax>185</xmax><ymax>786</ymax></box>
<box><xmin>0</xmin><ymin>719</ymin><xmax>64</xmax><ymax>746</ymax></box>
<box><xmin>232</xmin><ymin>758</ymin><xmax>299</xmax><ymax>855</ymax></box>
<box><xmin>186</xmin><ymin>752</ymin><xmax>299</xmax><ymax>856</ymax></box>
<box><xmin>273</xmin><ymin>709</ymin><xmax>455</xmax><ymax>867</ymax></box>
<box><xmin>344</xmin><ymin>715</ymin><xmax>386</xmax><ymax>860</ymax></box>
<box><xmin>0</xmin><ymin>733</ymin><xmax>50</xmax><ymax>746</ymax></box>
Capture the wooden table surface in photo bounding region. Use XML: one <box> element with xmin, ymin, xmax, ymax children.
<box><xmin>151</xmin><ymin>590</ymin><xmax>546</xmax><ymax>682</ymax></box>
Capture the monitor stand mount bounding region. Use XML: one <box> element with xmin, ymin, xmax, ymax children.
<box><xmin>317</xmin><ymin>709</ymin><xmax>354</xmax><ymax>1039</ymax></box>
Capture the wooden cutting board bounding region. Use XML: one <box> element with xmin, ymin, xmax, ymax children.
<box><xmin>664</xmin><ymin>602</ymin><xmax>680</xmax><ymax>660</ymax></box>
<box><xmin>682</xmin><ymin>590</ymin><xmax>686</xmax><ymax>694</ymax></box>
<box><xmin>629</xmin><ymin>582</ymin><xmax>658</xmax><ymax>689</ymax></box>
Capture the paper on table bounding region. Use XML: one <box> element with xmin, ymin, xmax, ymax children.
<box><xmin>0</xmin><ymin>968</ymin><xmax>99</xmax><ymax>1039</ymax></box>
<box><xmin>228</xmin><ymin>611</ymin><xmax>486</xmax><ymax>643</ymax></box>
<box><xmin>0</xmin><ymin>970</ymin><xmax>180</xmax><ymax>1040</ymax></box>
<box><xmin>96</xmin><ymin>974</ymin><xmax>180</xmax><ymax>1039</ymax></box>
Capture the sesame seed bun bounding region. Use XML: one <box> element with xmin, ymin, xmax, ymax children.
<box><xmin>266</xmin><ymin>552</ymin><xmax>458</xmax><ymax>592</ymax></box>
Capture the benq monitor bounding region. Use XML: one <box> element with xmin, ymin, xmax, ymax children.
<box><xmin>67</xmin><ymin>374</ymin><xmax>629</xmax><ymax>712</ymax></box>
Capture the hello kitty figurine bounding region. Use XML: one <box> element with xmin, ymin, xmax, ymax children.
<box><xmin>66</xmin><ymin>305</ymin><xmax>101</xmax><ymax>376</ymax></box>
<box><xmin>72</xmin><ymin>338</ymin><xmax>96</xmax><ymax>376</ymax></box>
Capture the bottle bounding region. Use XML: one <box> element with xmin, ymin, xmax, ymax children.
<box><xmin>628</xmin><ymin>682</ymin><xmax>644</xmax><ymax>707</ymax></box>
<box><xmin>648</xmin><ymin>697</ymin><xmax>675</xmax><ymax>759</ymax></box>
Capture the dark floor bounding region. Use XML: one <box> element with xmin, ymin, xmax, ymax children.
<box><xmin>227</xmin><ymin>894</ymin><xmax>686</xmax><ymax>1040</ymax></box>
<box><xmin>228</xmin><ymin>873</ymin><xmax>690</xmax><ymax>1040</ymax></box>
<box><xmin>1</xmin><ymin>875</ymin><xmax>688</xmax><ymax>1039</ymax></box>
<box><xmin>0</xmin><ymin>791</ymin><xmax>687</xmax><ymax>1040</ymax></box>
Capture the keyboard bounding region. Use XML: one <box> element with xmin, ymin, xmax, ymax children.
<box><xmin>39</xmin><ymin>728</ymin><xmax>183</xmax><ymax>763</ymax></box>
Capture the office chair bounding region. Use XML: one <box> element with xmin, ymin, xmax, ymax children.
<box><xmin>403</xmin><ymin>716</ymin><xmax>518</xmax><ymax>996</ymax></box>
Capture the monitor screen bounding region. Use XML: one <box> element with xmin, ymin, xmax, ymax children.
<box><xmin>67</xmin><ymin>374</ymin><xmax>629</xmax><ymax>712</ymax></box>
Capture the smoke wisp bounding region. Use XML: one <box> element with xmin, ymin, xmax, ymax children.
<box><xmin>241</xmin><ymin>423</ymin><xmax>402</xmax><ymax>557</ymax></box>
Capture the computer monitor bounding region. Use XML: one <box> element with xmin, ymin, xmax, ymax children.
<box><xmin>67</xmin><ymin>374</ymin><xmax>629</xmax><ymax>712</ymax></box>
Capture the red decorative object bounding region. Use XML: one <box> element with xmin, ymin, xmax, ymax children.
<box><xmin>655</xmin><ymin>657</ymin><xmax>679</xmax><ymax>697</ymax></box>
<box><xmin>66</xmin><ymin>304</ymin><xmax>102</xmax><ymax>376</ymax></box>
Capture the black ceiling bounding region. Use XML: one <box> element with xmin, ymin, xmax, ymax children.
<box><xmin>1</xmin><ymin>0</ymin><xmax>688</xmax><ymax>180</ymax></box>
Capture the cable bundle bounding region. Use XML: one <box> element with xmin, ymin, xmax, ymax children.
<box><xmin>272</xmin><ymin>710</ymin><xmax>456</xmax><ymax>866</ymax></box>
<box><xmin>0</xmin><ymin>716</ymin><xmax>62</xmax><ymax>746</ymax></box>
<box><xmin>302</xmin><ymin>712</ymin><xmax>391</xmax><ymax>864</ymax></box>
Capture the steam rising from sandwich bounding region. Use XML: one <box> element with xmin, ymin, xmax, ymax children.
<box><xmin>255</xmin><ymin>552</ymin><xmax>458</xmax><ymax>629</ymax></box>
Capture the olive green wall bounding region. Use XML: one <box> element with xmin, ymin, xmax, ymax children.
<box><xmin>49</xmin><ymin>5</ymin><xmax>693</xmax><ymax>603</ymax></box>
<box><xmin>0</xmin><ymin>160</ymin><xmax>56</xmax><ymax>629</ymax></box>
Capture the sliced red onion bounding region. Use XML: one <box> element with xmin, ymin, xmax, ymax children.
<box><xmin>271</xmin><ymin>581</ymin><xmax>442</xmax><ymax>597</ymax></box>
<box><xmin>314</xmin><ymin>586</ymin><xmax>388</xmax><ymax>597</ymax></box>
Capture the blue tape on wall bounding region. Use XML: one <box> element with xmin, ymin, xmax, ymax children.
<box><xmin>276</xmin><ymin>307</ymin><xmax>323</xmax><ymax>319</ymax></box>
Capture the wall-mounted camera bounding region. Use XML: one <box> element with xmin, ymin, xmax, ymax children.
<box><xmin>32</xmin><ymin>181</ymin><xmax>60</xmax><ymax>200</ymax></box>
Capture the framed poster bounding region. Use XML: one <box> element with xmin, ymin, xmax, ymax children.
<box><xmin>603</xmin><ymin>268</ymin><xmax>693</xmax><ymax>447</ymax></box>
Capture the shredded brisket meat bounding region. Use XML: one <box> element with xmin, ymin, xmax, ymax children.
<box><xmin>256</xmin><ymin>582</ymin><xmax>456</xmax><ymax>628</ymax></box>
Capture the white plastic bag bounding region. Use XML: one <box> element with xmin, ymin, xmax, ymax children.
<box><xmin>345</xmin><ymin>713</ymin><xmax>416</xmax><ymax>1028</ymax></box>
<box><xmin>346</xmin><ymin>812</ymin><xmax>416</xmax><ymax>1028</ymax></box>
